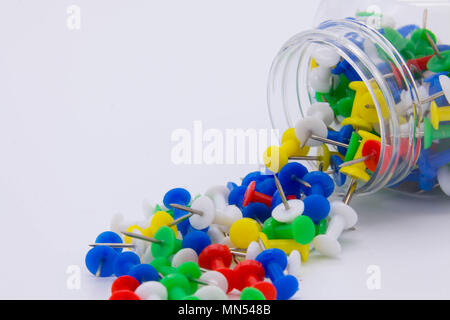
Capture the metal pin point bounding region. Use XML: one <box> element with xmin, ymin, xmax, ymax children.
<box><xmin>95</xmin><ymin>259</ymin><xmax>104</xmax><ymax>277</ymax></box>
<box><xmin>121</xmin><ymin>231</ymin><xmax>163</xmax><ymax>244</ymax></box>
<box><xmin>230</xmin><ymin>250</ymin><xmax>246</xmax><ymax>257</ymax></box>
<box><xmin>273</xmin><ymin>174</ymin><xmax>290</xmax><ymax>210</ymax></box>
<box><xmin>291</xmin><ymin>175</ymin><xmax>312</xmax><ymax>188</ymax></box>
<box><xmin>289</xmin><ymin>155</ymin><xmax>322</xmax><ymax>161</ymax></box>
<box><xmin>89</xmin><ymin>243</ymin><xmax>135</xmax><ymax>248</ymax></box>
<box><xmin>423</xmin><ymin>8</ymin><xmax>428</xmax><ymax>29</ymax></box>
<box><xmin>425</xmin><ymin>31</ymin><xmax>443</xmax><ymax>59</ymax></box>
<box><xmin>343</xmin><ymin>178</ymin><xmax>358</xmax><ymax>205</ymax></box>
<box><xmin>338</xmin><ymin>154</ymin><xmax>373</xmax><ymax>168</ymax></box>
<box><xmin>304</xmin><ymin>132</ymin><xmax>349</xmax><ymax>149</ymax></box>
<box><xmin>258</xmin><ymin>238</ymin><xmax>266</xmax><ymax>251</ymax></box>
<box><xmin>168</xmin><ymin>203</ymin><xmax>203</xmax><ymax>227</ymax></box>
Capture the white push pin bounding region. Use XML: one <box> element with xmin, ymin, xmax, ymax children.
<box><xmin>207</xmin><ymin>225</ymin><xmax>232</xmax><ymax>246</ymax></box>
<box><xmin>271</xmin><ymin>175</ymin><xmax>304</xmax><ymax>223</ymax></box>
<box><xmin>396</xmin><ymin>85</ymin><xmax>429</xmax><ymax>116</ymax></box>
<box><xmin>246</xmin><ymin>241</ymin><xmax>263</xmax><ymax>260</ymax></box>
<box><xmin>309</xmin><ymin>66</ymin><xmax>333</xmax><ymax>93</ymax></box>
<box><xmin>295</xmin><ymin>117</ymin><xmax>348</xmax><ymax>148</ymax></box>
<box><xmin>135</xmin><ymin>281</ymin><xmax>168</xmax><ymax>300</ymax></box>
<box><xmin>437</xmin><ymin>165</ymin><xmax>450</xmax><ymax>196</ymax></box>
<box><xmin>306</xmin><ymin>102</ymin><xmax>335</xmax><ymax>126</ymax></box>
<box><xmin>194</xmin><ymin>285</ymin><xmax>228</xmax><ymax>300</ymax></box>
<box><xmin>421</xmin><ymin>75</ymin><xmax>450</xmax><ymax>105</ymax></box>
<box><xmin>205</xmin><ymin>185</ymin><xmax>243</xmax><ymax>232</ymax></box>
<box><xmin>200</xmin><ymin>270</ymin><xmax>228</xmax><ymax>293</ymax></box>
<box><xmin>169</xmin><ymin>196</ymin><xmax>215</xmax><ymax>230</ymax></box>
<box><xmin>313</xmin><ymin>178</ymin><xmax>358</xmax><ymax>257</ymax></box>
<box><xmin>287</xmin><ymin>250</ymin><xmax>302</xmax><ymax>278</ymax></box>
<box><xmin>312</xmin><ymin>46</ymin><xmax>341</xmax><ymax>68</ymax></box>
<box><xmin>171</xmin><ymin>248</ymin><xmax>198</xmax><ymax>268</ymax></box>
<box><xmin>142</xmin><ymin>246</ymin><xmax>154</xmax><ymax>264</ymax></box>
<box><xmin>205</xmin><ymin>185</ymin><xmax>230</xmax><ymax>210</ymax></box>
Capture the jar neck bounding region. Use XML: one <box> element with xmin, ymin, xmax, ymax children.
<box><xmin>267</xmin><ymin>19</ymin><xmax>420</xmax><ymax>195</ymax></box>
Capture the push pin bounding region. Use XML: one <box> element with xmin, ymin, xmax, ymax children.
<box><xmin>271</xmin><ymin>174</ymin><xmax>304</xmax><ymax>223</ymax></box>
<box><xmin>294</xmin><ymin>117</ymin><xmax>349</xmax><ymax>149</ymax></box>
<box><xmin>312</xmin><ymin>178</ymin><xmax>358</xmax><ymax>257</ymax></box>
<box><xmin>168</xmin><ymin>196</ymin><xmax>215</xmax><ymax>230</ymax></box>
<box><xmin>430</xmin><ymin>100</ymin><xmax>450</xmax><ymax>130</ymax></box>
<box><xmin>122</xmin><ymin>226</ymin><xmax>177</xmax><ymax>258</ymax></box>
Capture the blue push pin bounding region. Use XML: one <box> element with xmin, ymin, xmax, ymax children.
<box><xmin>302</xmin><ymin>171</ymin><xmax>335</xmax><ymax>197</ymax></box>
<box><xmin>417</xmin><ymin>148</ymin><xmax>450</xmax><ymax>180</ymax></box>
<box><xmin>255</xmin><ymin>248</ymin><xmax>299</xmax><ymax>300</ymax></box>
<box><xmin>419</xmin><ymin>173</ymin><xmax>437</xmax><ymax>192</ymax></box>
<box><xmin>163</xmin><ymin>188</ymin><xmax>191</xmax><ymax>210</ymax></box>
<box><xmin>397</xmin><ymin>24</ymin><xmax>419</xmax><ymax>38</ymax></box>
<box><xmin>437</xmin><ymin>44</ymin><xmax>450</xmax><ymax>52</ymax></box>
<box><xmin>114</xmin><ymin>251</ymin><xmax>141</xmax><ymax>277</ymax></box>
<box><xmin>94</xmin><ymin>231</ymin><xmax>125</xmax><ymax>253</ymax></box>
<box><xmin>241</xmin><ymin>171</ymin><xmax>266</xmax><ymax>187</ymax></box>
<box><xmin>127</xmin><ymin>264</ymin><xmax>160</xmax><ymax>283</ymax></box>
<box><xmin>344</xmin><ymin>31</ymin><xmax>364</xmax><ymax>49</ymax></box>
<box><xmin>332</xmin><ymin>60</ymin><xmax>361</xmax><ymax>82</ymax></box>
<box><xmin>327</xmin><ymin>125</ymin><xmax>354</xmax><ymax>155</ymax></box>
<box><xmin>303</xmin><ymin>194</ymin><xmax>330</xmax><ymax>224</ymax></box>
<box><xmin>172</xmin><ymin>208</ymin><xmax>192</xmax><ymax>236</ymax></box>
<box><xmin>242</xmin><ymin>202</ymin><xmax>271</xmax><ymax>223</ymax></box>
<box><xmin>255</xmin><ymin>177</ymin><xmax>277</xmax><ymax>196</ymax></box>
<box><xmin>85</xmin><ymin>246</ymin><xmax>118</xmax><ymax>277</ymax></box>
<box><xmin>278</xmin><ymin>162</ymin><xmax>310</xmax><ymax>196</ymax></box>
<box><xmin>424</xmin><ymin>72</ymin><xmax>450</xmax><ymax>107</ymax></box>
<box><xmin>182</xmin><ymin>230</ymin><xmax>211</xmax><ymax>255</ymax></box>
<box><xmin>228</xmin><ymin>185</ymin><xmax>246</xmax><ymax>208</ymax></box>
<box><xmin>329</xmin><ymin>155</ymin><xmax>347</xmax><ymax>186</ymax></box>
<box><xmin>226</xmin><ymin>181</ymin><xmax>238</xmax><ymax>192</ymax></box>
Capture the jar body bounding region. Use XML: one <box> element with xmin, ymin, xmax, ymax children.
<box><xmin>268</xmin><ymin>0</ymin><xmax>450</xmax><ymax>195</ymax></box>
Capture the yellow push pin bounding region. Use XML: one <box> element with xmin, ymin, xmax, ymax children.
<box><xmin>341</xmin><ymin>81</ymin><xmax>373</xmax><ymax>131</ymax></box>
<box><xmin>263</xmin><ymin>128</ymin><xmax>310</xmax><ymax>173</ymax></box>
<box><xmin>259</xmin><ymin>233</ymin><xmax>309</xmax><ymax>262</ymax></box>
<box><xmin>228</xmin><ymin>218</ymin><xmax>309</xmax><ymax>261</ymax></box>
<box><xmin>229</xmin><ymin>218</ymin><xmax>262</xmax><ymax>249</ymax></box>
<box><xmin>339</xmin><ymin>130</ymin><xmax>380</xmax><ymax>182</ymax></box>
<box><xmin>142</xmin><ymin>211</ymin><xmax>178</xmax><ymax>238</ymax></box>
<box><xmin>430</xmin><ymin>101</ymin><xmax>450</xmax><ymax>130</ymax></box>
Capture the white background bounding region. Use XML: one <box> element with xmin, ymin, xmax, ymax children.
<box><xmin>0</xmin><ymin>0</ymin><xmax>449</xmax><ymax>299</ymax></box>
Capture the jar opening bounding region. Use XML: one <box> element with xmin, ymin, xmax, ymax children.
<box><xmin>267</xmin><ymin>19</ymin><xmax>421</xmax><ymax>195</ymax></box>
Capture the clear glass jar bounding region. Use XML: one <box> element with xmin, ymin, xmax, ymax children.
<box><xmin>267</xmin><ymin>0</ymin><xmax>450</xmax><ymax>195</ymax></box>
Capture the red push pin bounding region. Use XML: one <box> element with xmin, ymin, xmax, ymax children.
<box><xmin>388</xmin><ymin>61</ymin><xmax>403</xmax><ymax>88</ymax></box>
<box><xmin>399</xmin><ymin>137</ymin><xmax>421</xmax><ymax>162</ymax></box>
<box><xmin>109</xmin><ymin>290</ymin><xmax>140</xmax><ymax>300</ymax></box>
<box><xmin>198</xmin><ymin>244</ymin><xmax>237</xmax><ymax>293</ymax></box>
<box><xmin>242</xmin><ymin>181</ymin><xmax>272</xmax><ymax>207</ymax></box>
<box><xmin>407</xmin><ymin>54</ymin><xmax>434</xmax><ymax>74</ymax></box>
<box><xmin>111</xmin><ymin>275</ymin><xmax>140</xmax><ymax>294</ymax></box>
<box><xmin>233</xmin><ymin>260</ymin><xmax>277</xmax><ymax>300</ymax></box>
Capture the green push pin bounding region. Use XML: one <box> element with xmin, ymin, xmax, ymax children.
<box><xmin>262</xmin><ymin>216</ymin><xmax>316</xmax><ymax>245</ymax></box>
<box><xmin>152</xmin><ymin>258</ymin><xmax>203</xmax><ymax>294</ymax></box>
<box><xmin>240</xmin><ymin>287</ymin><xmax>266</xmax><ymax>300</ymax></box>
<box><xmin>427</xmin><ymin>50</ymin><xmax>450</xmax><ymax>73</ymax></box>
<box><xmin>408</xmin><ymin>28</ymin><xmax>437</xmax><ymax>58</ymax></box>
<box><xmin>344</xmin><ymin>131</ymin><xmax>361</xmax><ymax>162</ymax></box>
<box><xmin>423</xmin><ymin>118</ymin><xmax>450</xmax><ymax>149</ymax></box>
<box><xmin>315</xmin><ymin>219</ymin><xmax>328</xmax><ymax>236</ymax></box>
<box><xmin>122</xmin><ymin>226</ymin><xmax>180</xmax><ymax>258</ymax></box>
<box><xmin>152</xmin><ymin>226</ymin><xmax>178</xmax><ymax>258</ymax></box>
<box><xmin>160</xmin><ymin>273</ymin><xmax>193</xmax><ymax>300</ymax></box>
<box><xmin>334</xmin><ymin>96</ymin><xmax>354</xmax><ymax>118</ymax></box>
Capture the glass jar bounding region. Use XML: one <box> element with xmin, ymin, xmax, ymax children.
<box><xmin>267</xmin><ymin>0</ymin><xmax>450</xmax><ymax>196</ymax></box>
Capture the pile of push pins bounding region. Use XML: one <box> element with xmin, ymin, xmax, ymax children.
<box><xmin>84</xmin><ymin>11</ymin><xmax>450</xmax><ymax>300</ymax></box>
